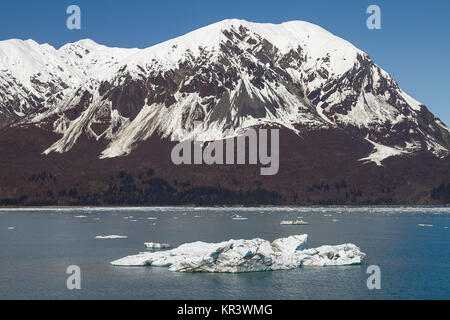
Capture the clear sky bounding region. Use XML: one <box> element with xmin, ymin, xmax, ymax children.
<box><xmin>1</xmin><ymin>0</ymin><xmax>449</xmax><ymax>125</ymax></box>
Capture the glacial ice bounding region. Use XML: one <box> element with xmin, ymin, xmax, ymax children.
<box><xmin>95</xmin><ymin>235</ymin><xmax>128</xmax><ymax>239</ymax></box>
<box><xmin>144</xmin><ymin>242</ymin><xmax>171</xmax><ymax>249</ymax></box>
<box><xmin>111</xmin><ymin>235</ymin><xmax>365</xmax><ymax>273</ymax></box>
<box><xmin>231</xmin><ymin>214</ymin><xmax>248</xmax><ymax>220</ymax></box>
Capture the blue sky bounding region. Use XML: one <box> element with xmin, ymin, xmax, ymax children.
<box><xmin>1</xmin><ymin>0</ymin><xmax>449</xmax><ymax>125</ymax></box>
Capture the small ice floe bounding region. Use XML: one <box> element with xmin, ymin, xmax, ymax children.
<box><xmin>74</xmin><ymin>215</ymin><xmax>88</xmax><ymax>218</ymax></box>
<box><xmin>324</xmin><ymin>214</ymin><xmax>333</xmax><ymax>217</ymax></box>
<box><xmin>144</xmin><ymin>242</ymin><xmax>171</xmax><ymax>249</ymax></box>
<box><xmin>444</xmin><ymin>227</ymin><xmax>448</xmax><ymax>230</ymax></box>
<box><xmin>147</xmin><ymin>217</ymin><xmax>157</xmax><ymax>220</ymax></box>
<box><xmin>332</xmin><ymin>219</ymin><xmax>339</xmax><ymax>222</ymax></box>
<box><xmin>194</xmin><ymin>216</ymin><xmax>201</xmax><ymax>218</ymax></box>
<box><xmin>173</xmin><ymin>217</ymin><xmax>179</xmax><ymax>220</ymax></box>
<box><xmin>7</xmin><ymin>227</ymin><xmax>15</xmax><ymax>230</ymax></box>
<box><xmin>231</xmin><ymin>214</ymin><xmax>248</xmax><ymax>220</ymax></box>
<box><xmin>129</xmin><ymin>220</ymin><xmax>138</xmax><ymax>222</ymax></box>
<box><xmin>280</xmin><ymin>220</ymin><xmax>309</xmax><ymax>225</ymax></box>
<box><xmin>418</xmin><ymin>224</ymin><xmax>433</xmax><ymax>228</ymax></box>
<box><xmin>95</xmin><ymin>235</ymin><xmax>128</xmax><ymax>239</ymax></box>
<box><xmin>111</xmin><ymin>235</ymin><xmax>365</xmax><ymax>273</ymax></box>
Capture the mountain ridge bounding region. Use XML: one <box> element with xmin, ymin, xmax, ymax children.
<box><xmin>2</xmin><ymin>19</ymin><xmax>448</xmax><ymax>162</ymax></box>
<box><xmin>0</xmin><ymin>19</ymin><xmax>448</xmax><ymax>206</ymax></box>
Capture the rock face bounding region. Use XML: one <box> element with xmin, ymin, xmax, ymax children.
<box><xmin>111</xmin><ymin>235</ymin><xmax>365</xmax><ymax>272</ymax></box>
<box><xmin>0</xmin><ymin>19</ymin><xmax>448</xmax><ymax>206</ymax></box>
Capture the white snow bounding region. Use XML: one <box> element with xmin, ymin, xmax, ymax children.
<box><xmin>111</xmin><ymin>235</ymin><xmax>365</xmax><ymax>272</ymax></box>
<box><xmin>359</xmin><ymin>137</ymin><xmax>408</xmax><ymax>166</ymax></box>
<box><xmin>400</xmin><ymin>91</ymin><xmax>423</xmax><ymax>111</ymax></box>
<box><xmin>119</xmin><ymin>19</ymin><xmax>361</xmax><ymax>75</ymax></box>
<box><xmin>95</xmin><ymin>235</ymin><xmax>128</xmax><ymax>239</ymax></box>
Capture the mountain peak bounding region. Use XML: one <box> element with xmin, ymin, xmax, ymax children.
<box><xmin>61</xmin><ymin>38</ymin><xmax>102</xmax><ymax>50</ymax></box>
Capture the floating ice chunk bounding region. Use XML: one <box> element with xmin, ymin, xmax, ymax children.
<box><xmin>418</xmin><ymin>224</ymin><xmax>432</xmax><ymax>227</ymax></box>
<box><xmin>111</xmin><ymin>235</ymin><xmax>365</xmax><ymax>273</ymax></box>
<box><xmin>147</xmin><ymin>217</ymin><xmax>157</xmax><ymax>220</ymax></box>
<box><xmin>74</xmin><ymin>215</ymin><xmax>87</xmax><ymax>218</ymax></box>
<box><xmin>298</xmin><ymin>244</ymin><xmax>365</xmax><ymax>267</ymax></box>
<box><xmin>231</xmin><ymin>214</ymin><xmax>248</xmax><ymax>220</ymax></box>
<box><xmin>144</xmin><ymin>242</ymin><xmax>171</xmax><ymax>249</ymax></box>
<box><xmin>95</xmin><ymin>235</ymin><xmax>128</xmax><ymax>239</ymax></box>
<box><xmin>7</xmin><ymin>227</ymin><xmax>15</xmax><ymax>230</ymax></box>
<box><xmin>280</xmin><ymin>220</ymin><xmax>309</xmax><ymax>225</ymax></box>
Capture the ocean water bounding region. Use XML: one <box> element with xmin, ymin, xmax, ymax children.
<box><xmin>0</xmin><ymin>206</ymin><xmax>449</xmax><ymax>300</ymax></box>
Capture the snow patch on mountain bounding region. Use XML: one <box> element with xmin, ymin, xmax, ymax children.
<box><xmin>359</xmin><ymin>137</ymin><xmax>408</xmax><ymax>166</ymax></box>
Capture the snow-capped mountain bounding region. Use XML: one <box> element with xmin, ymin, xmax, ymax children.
<box><xmin>0</xmin><ymin>19</ymin><xmax>449</xmax><ymax>164</ymax></box>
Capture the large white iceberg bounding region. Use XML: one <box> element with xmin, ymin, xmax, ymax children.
<box><xmin>111</xmin><ymin>235</ymin><xmax>365</xmax><ymax>273</ymax></box>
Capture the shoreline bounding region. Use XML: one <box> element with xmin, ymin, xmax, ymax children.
<box><xmin>0</xmin><ymin>204</ymin><xmax>449</xmax><ymax>209</ymax></box>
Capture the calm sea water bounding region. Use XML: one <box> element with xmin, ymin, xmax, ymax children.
<box><xmin>0</xmin><ymin>207</ymin><xmax>449</xmax><ymax>300</ymax></box>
